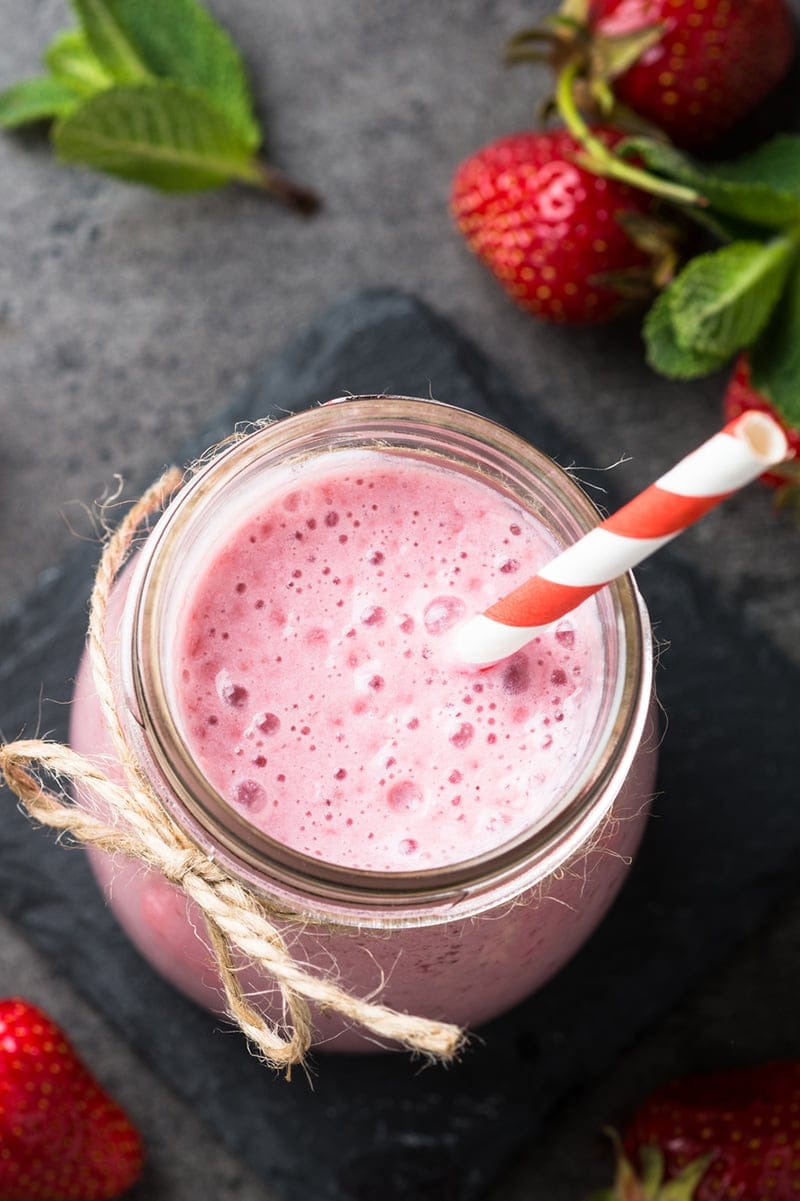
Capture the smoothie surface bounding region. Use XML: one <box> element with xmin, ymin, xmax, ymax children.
<box><xmin>174</xmin><ymin>451</ymin><xmax>604</xmax><ymax>870</ymax></box>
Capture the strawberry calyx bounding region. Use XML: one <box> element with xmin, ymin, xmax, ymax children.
<box><xmin>507</xmin><ymin>1</ymin><xmax>666</xmax><ymax>132</ymax></box>
<box><xmin>588</xmin><ymin>209</ymin><xmax>686</xmax><ymax>300</ymax></box>
<box><xmin>590</xmin><ymin>1129</ymin><xmax>713</xmax><ymax>1201</ymax></box>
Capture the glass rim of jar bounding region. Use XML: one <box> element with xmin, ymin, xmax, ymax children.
<box><xmin>123</xmin><ymin>396</ymin><xmax>652</xmax><ymax>911</ymax></box>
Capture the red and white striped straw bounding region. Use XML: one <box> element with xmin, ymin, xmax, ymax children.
<box><xmin>453</xmin><ymin>412</ymin><xmax>789</xmax><ymax>668</ymax></box>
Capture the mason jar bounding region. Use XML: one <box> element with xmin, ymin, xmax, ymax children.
<box><xmin>69</xmin><ymin>397</ymin><xmax>657</xmax><ymax>1052</ymax></box>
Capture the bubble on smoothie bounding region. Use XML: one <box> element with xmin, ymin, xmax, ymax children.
<box><xmin>256</xmin><ymin>712</ymin><xmax>281</xmax><ymax>735</ymax></box>
<box><xmin>354</xmin><ymin>663</ymin><xmax>385</xmax><ymax>693</ymax></box>
<box><xmin>423</xmin><ymin>595</ymin><xmax>465</xmax><ymax>636</ymax></box>
<box><xmin>501</xmin><ymin>653</ymin><xmax>530</xmax><ymax>696</ymax></box>
<box><xmin>324</xmin><ymin>510</ymin><xmax>339</xmax><ymax>527</ymax></box>
<box><xmin>216</xmin><ymin>670</ymin><xmax>248</xmax><ymax>707</ymax></box>
<box><xmin>550</xmin><ymin>668</ymin><xmax>568</xmax><ymax>687</ymax></box>
<box><xmin>555</xmin><ymin>621</ymin><xmax>575</xmax><ymax>648</ymax></box>
<box><xmin>361</xmin><ymin>605</ymin><xmax>386</xmax><ymax>627</ymax></box>
<box><xmin>232</xmin><ymin>779</ymin><xmax>266</xmax><ymax>811</ymax></box>
<box><xmin>387</xmin><ymin>781</ymin><xmax>423</xmax><ymax>811</ymax></box>
<box><xmin>449</xmin><ymin>722</ymin><xmax>474</xmax><ymax>749</ymax></box>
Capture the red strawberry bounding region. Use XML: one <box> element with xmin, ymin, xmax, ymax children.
<box><xmin>723</xmin><ymin>354</ymin><xmax>800</xmax><ymax>500</ymax></box>
<box><xmin>589</xmin><ymin>0</ymin><xmax>795</xmax><ymax>149</ymax></box>
<box><xmin>0</xmin><ymin>999</ymin><xmax>143</xmax><ymax>1201</ymax></box>
<box><xmin>599</xmin><ymin>1061</ymin><xmax>800</xmax><ymax>1200</ymax></box>
<box><xmin>451</xmin><ymin>128</ymin><xmax>676</xmax><ymax>324</ymax></box>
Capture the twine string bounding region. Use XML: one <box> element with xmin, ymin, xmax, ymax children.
<box><xmin>0</xmin><ymin>466</ymin><xmax>465</xmax><ymax>1071</ymax></box>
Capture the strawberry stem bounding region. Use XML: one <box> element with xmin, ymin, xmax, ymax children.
<box><xmin>555</xmin><ymin>59</ymin><xmax>706</xmax><ymax>208</ymax></box>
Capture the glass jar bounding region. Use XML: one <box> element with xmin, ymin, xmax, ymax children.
<box><xmin>70</xmin><ymin>397</ymin><xmax>657</xmax><ymax>1052</ymax></box>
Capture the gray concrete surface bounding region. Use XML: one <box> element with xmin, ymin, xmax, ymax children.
<box><xmin>1</xmin><ymin>0</ymin><xmax>800</xmax><ymax>1198</ymax></box>
<box><xmin>490</xmin><ymin>887</ymin><xmax>800</xmax><ymax>1200</ymax></box>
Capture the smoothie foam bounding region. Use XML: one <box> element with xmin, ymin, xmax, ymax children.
<box><xmin>174</xmin><ymin>450</ymin><xmax>605</xmax><ymax>871</ymax></box>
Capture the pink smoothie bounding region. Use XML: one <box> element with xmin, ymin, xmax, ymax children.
<box><xmin>70</xmin><ymin>413</ymin><xmax>656</xmax><ymax>1050</ymax></box>
<box><xmin>173</xmin><ymin>451</ymin><xmax>604</xmax><ymax>870</ymax></box>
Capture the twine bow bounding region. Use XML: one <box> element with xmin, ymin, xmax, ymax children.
<box><xmin>0</xmin><ymin>469</ymin><xmax>465</xmax><ymax>1072</ymax></box>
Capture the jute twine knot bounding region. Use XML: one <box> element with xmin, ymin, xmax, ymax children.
<box><xmin>0</xmin><ymin>468</ymin><xmax>466</xmax><ymax>1073</ymax></box>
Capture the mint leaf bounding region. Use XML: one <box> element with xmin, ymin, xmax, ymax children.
<box><xmin>0</xmin><ymin>77</ymin><xmax>79</xmax><ymax>127</ymax></box>
<box><xmin>644</xmin><ymin>288</ymin><xmax>729</xmax><ymax>379</ymax></box>
<box><xmin>70</xmin><ymin>0</ymin><xmax>152</xmax><ymax>84</ymax></box>
<box><xmin>670</xmin><ymin>239</ymin><xmax>795</xmax><ymax>358</ymax></box>
<box><xmin>45</xmin><ymin>29</ymin><xmax>114</xmax><ymax>97</ymax></box>
<box><xmin>621</xmin><ymin>137</ymin><xmax>800</xmax><ymax>231</ymax></box>
<box><xmin>751</xmin><ymin>259</ymin><xmax>800</xmax><ymax>429</ymax></box>
<box><xmin>707</xmin><ymin>136</ymin><xmax>800</xmax><ymax>199</ymax></box>
<box><xmin>76</xmin><ymin>0</ymin><xmax>260</xmax><ymax>149</ymax></box>
<box><xmin>52</xmin><ymin>81</ymin><xmax>259</xmax><ymax>192</ymax></box>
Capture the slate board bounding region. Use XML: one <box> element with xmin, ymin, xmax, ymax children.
<box><xmin>1</xmin><ymin>289</ymin><xmax>799</xmax><ymax>1201</ymax></box>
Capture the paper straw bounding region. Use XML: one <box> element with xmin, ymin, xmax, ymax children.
<box><xmin>454</xmin><ymin>412</ymin><xmax>789</xmax><ymax>668</ymax></box>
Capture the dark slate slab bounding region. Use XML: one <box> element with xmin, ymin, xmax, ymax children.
<box><xmin>1</xmin><ymin>289</ymin><xmax>798</xmax><ymax>1201</ymax></box>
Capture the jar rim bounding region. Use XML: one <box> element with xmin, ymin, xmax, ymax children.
<box><xmin>125</xmin><ymin>397</ymin><xmax>652</xmax><ymax>911</ymax></box>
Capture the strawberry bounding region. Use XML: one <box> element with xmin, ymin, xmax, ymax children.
<box><xmin>723</xmin><ymin>354</ymin><xmax>800</xmax><ymax>503</ymax></box>
<box><xmin>597</xmin><ymin>1061</ymin><xmax>800</xmax><ymax>1200</ymax></box>
<box><xmin>451</xmin><ymin>128</ymin><xmax>678</xmax><ymax>324</ymax></box>
<box><xmin>0</xmin><ymin>999</ymin><xmax>143</xmax><ymax>1201</ymax></box>
<box><xmin>589</xmin><ymin>0</ymin><xmax>796</xmax><ymax>149</ymax></box>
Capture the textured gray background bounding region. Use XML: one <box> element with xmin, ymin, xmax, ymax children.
<box><xmin>1</xmin><ymin>1</ymin><xmax>799</xmax><ymax>1198</ymax></box>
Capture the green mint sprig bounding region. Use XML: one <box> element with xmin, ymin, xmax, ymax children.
<box><xmin>618</xmin><ymin>136</ymin><xmax>800</xmax><ymax>429</ymax></box>
<box><xmin>0</xmin><ymin>0</ymin><xmax>318</xmax><ymax>212</ymax></box>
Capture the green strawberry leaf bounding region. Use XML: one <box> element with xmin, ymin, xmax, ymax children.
<box><xmin>669</xmin><ymin>238</ymin><xmax>796</xmax><ymax>358</ymax></box>
<box><xmin>73</xmin><ymin>0</ymin><xmax>260</xmax><ymax>149</ymax></box>
<box><xmin>0</xmin><ymin>77</ymin><xmax>79</xmax><ymax>127</ymax></box>
<box><xmin>644</xmin><ymin>288</ymin><xmax>729</xmax><ymax>379</ymax></box>
<box><xmin>620</xmin><ymin>137</ymin><xmax>800</xmax><ymax>231</ymax></box>
<box><xmin>70</xmin><ymin>0</ymin><xmax>153</xmax><ymax>84</ymax></box>
<box><xmin>45</xmin><ymin>28</ymin><xmax>114</xmax><ymax>97</ymax></box>
<box><xmin>751</xmin><ymin>259</ymin><xmax>800</xmax><ymax>429</ymax></box>
<box><xmin>52</xmin><ymin>81</ymin><xmax>260</xmax><ymax>192</ymax></box>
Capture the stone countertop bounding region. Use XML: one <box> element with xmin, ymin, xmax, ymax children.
<box><xmin>1</xmin><ymin>2</ymin><xmax>800</xmax><ymax>1199</ymax></box>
